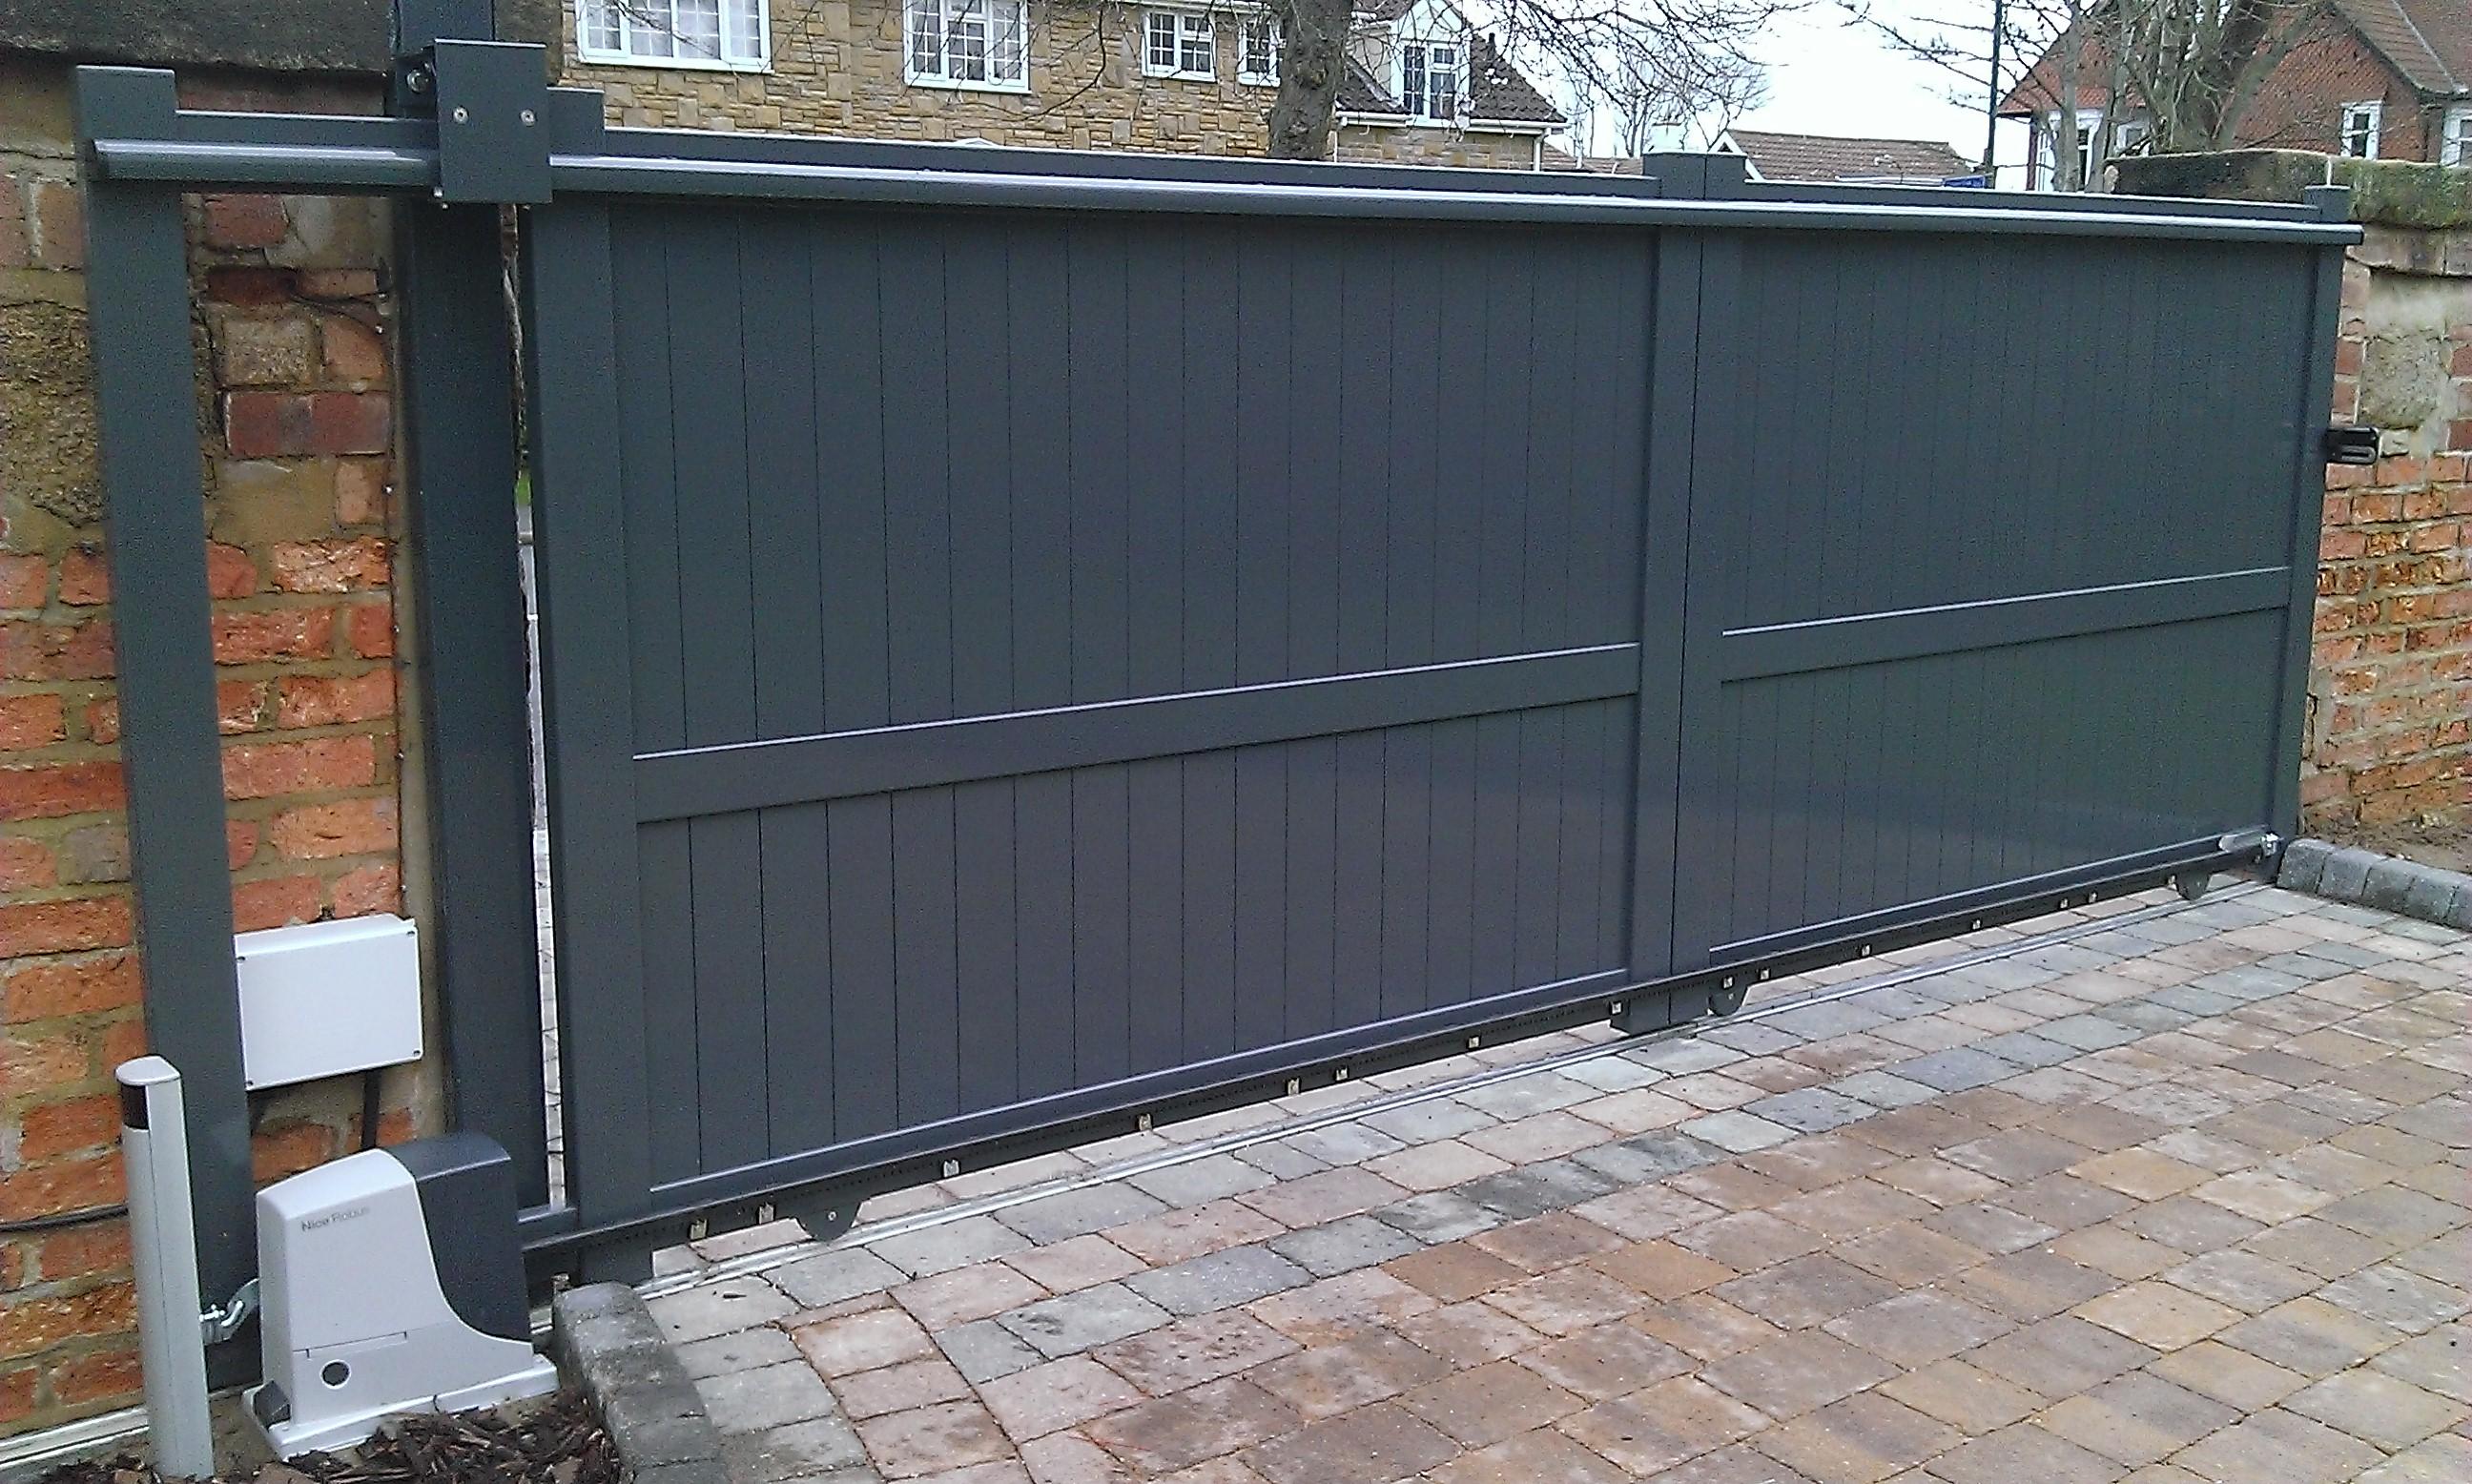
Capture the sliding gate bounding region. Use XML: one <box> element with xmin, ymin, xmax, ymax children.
<box><xmin>74</xmin><ymin>48</ymin><xmax>2354</xmax><ymax>1289</ymax></box>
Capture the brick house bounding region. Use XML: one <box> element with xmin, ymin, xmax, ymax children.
<box><xmin>560</xmin><ymin>0</ymin><xmax>1564</xmax><ymax>167</ymax></box>
<box><xmin>2002</xmin><ymin>0</ymin><xmax>2471</xmax><ymax>189</ymax></box>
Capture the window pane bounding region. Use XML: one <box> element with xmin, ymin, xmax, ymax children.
<box><xmin>952</xmin><ymin>0</ymin><xmax>987</xmax><ymax>80</ymax></box>
<box><xmin>1147</xmin><ymin>12</ymin><xmax>1178</xmax><ymax>72</ymax></box>
<box><xmin>676</xmin><ymin>0</ymin><xmax>723</xmax><ymax>60</ymax></box>
<box><xmin>724</xmin><ymin>0</ymin><xmax>764</xmax><ymax>62</ymax></box>
<box><xmin>1402</xmin><ymin>44</ymin><xmax>1426</xmax><ymax>116</ymax></box>
<box><xmin>992</xmin><ymin>0</ymin><xmax>1025</xmax><ymax>81</ymax></box>
<box><xmin>910</xmin><ymin>0</ymin><xmax>944</xmax><ymax>75</ymax></box>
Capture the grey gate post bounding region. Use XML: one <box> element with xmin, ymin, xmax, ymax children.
<box><xmin>388</xmin><ymin>0</ymin><xmax>554</xmax><ymax>1206</ymax></box>
<box><xmin>72</xmin><ymin>67</ymin><xmax>259</xmax><ymax>1384</ymax></box>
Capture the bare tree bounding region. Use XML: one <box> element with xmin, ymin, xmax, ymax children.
<box><xmin>1261</xmin><ymin>0</ymin><xmax>1800</xmax><ymax>160</ymax></box>
<box><xmin>1851</xmin><ymin>0</ymin><xmax>2344</xmax><ymax>189</ymax></box>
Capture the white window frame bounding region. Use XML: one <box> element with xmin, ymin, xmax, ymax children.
<box><xmin>1143</xmin><ymin>10</ymin><xmax>1218</xmax><ymax>81</ymax></box>
<box><xmin>905</xmin><ymin>0</ymin><xmax>1031</xmax><ymax>93</ymax></box>
<box><xmin>1238</xmin><ymin>13</ymin><xmax>1280</xmax><ymax>87</ymax></box>
<box><xmin>575</xmin><ymin>0</ymin><xmax>771</xmax><ymax>72</ymax></box>
<box><xmin>2442</xmin><ymin>104</ymin><xmax>2471</xmax><ymax>167</ymax></box>
<box><xmin>2339</xmin><ymin>99</ymin><xmax>2382</xmax><ymax>158</ymax></box>
<box><xmin>1398</xmin><ymin>36</ymin><xmax>1462</xmax><ymax>125</ymax></box>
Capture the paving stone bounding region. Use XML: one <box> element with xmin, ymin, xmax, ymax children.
<box><xmin>1514</xmin><ymin>1318</ymin><xmax>1694</xmax><ymax>1398</ymax></box>
<box><xmin>1455</xmin><ymin>1158</ymin><xmax>1626</xmax><ymax>1219</ymax></box>
<box><xmin>1674</xmin><ymin>1208</ymin><xmax>1828</xmax><ymax>1270</ymax></box>
<box><xmin>1234</xmin><ymin>1141</ymin><xmax>1332</xmax><ymax>1181</ymax></box>
<box><xmin>2357</xmin><ymin>1431</ymin><xmax>2472</xmax><ymax>1484</ymax></box>
<box><xmin>977</xmin><ymin>1355</ymin><xmax>1147</xmax><ymax>1440</ymax></box>
<box><xmin>1399</xmin><ymin>1357</ymin><xmax>1585</xmax><ymax>1446</ymax></box>
<box><xmin>828</xmin><ymin>1356</ymin><xmax>973</xmax><ymax>1420</ymax></box>
<box><xmin>891</xmin><ymin>1262</ymin><xmax>1050</xmax><ymax>1329</ymax></box>
<box><xmin>1083</xmin><ymin>1376</ymin><xmax>1300</xmax><ymax>1474</ymax></box>
<box><xmin>1682</xmin><ymin>1110</ymin><xmax>1798</xmax><ymax>1151</ymax></box>
<box><xmin>934</xmin><ymin>1318</ymin><xmax>1046</xmax><ymax>1384</ymax></box>
<box><xmin>1569</xmin><ymin>1182</ymin><xmax>1724</xmax><ymax>1240</ymax></box>
<box><xmin>1924</xmin><ymin>1202</ymin><xmax>2063</xmax><ymax>1256</ymax></box>
<box><xmin>1623</xmin><ymin>1039</ymin><xmax>1748</xmax><ymax>1074</ymax></box>
<box><xmin>1991</xmin><ymin>1173</ymin><xmax>2137</xmax><ymax>1233</ymax></box>
<box><xmin>1127</xmin><ymin>1153</ymin><xmax>1280</xmax><ymax>1206</ymax></box>
<box><xmin>1482</xmin><ymin>1265</ymin><xmax>1653</xmax><ymax>1336</ymax></box>
<box><xmin>1567</xmin><ymin>1087</ymin><xmax>1694</xmax><ymax>1135</ymax></box>
<box><xmin>1829</xmin><ymin>1070</ymin><xmax>1941</xmax><ymax>1108</ymax></box>
<box><xmin>698</xmin><ymin>1360</ymin><xmax>843</xmax><ymax>1433</ymax></box>
<box><xmin>2367</xmin><ymin>1322</ymin><xmax>2472</xmax><ymax>1402</ymax></box>
<box><xmin>1589</xmin><ymin>1237</ymin><xmax>1736</xmax><ymax>1299</ymax></box>
<box><xmin>1106</xmin><ymin>1199</ymin><xmax>1291</xmax><ymax>1267</ymax></box>
<box><xmin>1247</xmin><ymin>1269</ymin><xmax>1441</xmax><ymax>1346</ymax></box>
<box><xmin>1713</xmin><ymin>1252</ymin><xmax>1902</xmax><ymax>1329</ymax></box>
<box><xmin>855</xmin><ymin>1400</ymin><xmax>1013</xmax><ymax>1479</ymax></box>
<box><xmin>1247</xmin><ymin>1328</ymin><xmax>1455</xmax><ymax>1418</ymax></box>
<box><xmin>1464</xmin><ymin>1109</ymin><xmax>1616</xmax><ymax>1163</ymax></box>
<box><xmin>1752</xmin><ymin>1390</ymin><xmax>1958</xmax><ymax>1484</ymax></box>
<box><xmin>794</xmin><ymin>1308</ymin><xmax>937</xmax><ymax>1377</ymax></box>
<box><xmin>1891</xmin><ymin>1048</ymin><xmax>2021</xmax><ymax>1091</ymax></box>
<box><xmin>1238</xmin><ymin>1166</ymin><xmax>1409</xmax><ymax>1227</ymax></box>
<box><xmin>1362</xmin><ymin>1141</ymin><xmax>1510</xmax><ymax>1192</ymax></box>
<box><xmin>1241</xmin><ymin>1401</ymin><xmax>1459</xmax><ymax>1484</ymax></box>
<box><xmin>1466</xmin><ymin>1210</ymin><xmax>1628</xmax><ymax>1272</ymax></box>
<box><xmin>1125</xmin><ymin>1245</ymin><xmax>1312</xmax><ymax>1316</ymax></box>
<box><xmin>2318</xmin><ymin>1184</ymin><xmax>2470</xmax><ymax>1244</ymax></box>
<box><xmin>1555</xmin><ymin>1376</ymin><xmax>1769</xmax><ymax>1474</ymax></box>
<box><xmin>1879</xmin><ymin>1357</ymin><xmax>2044</xmax><ymax>1432</ymax></box>
<box><xmin>996</xmin><ymin>1185</ymin><xmax>1171</xmax><ymax>1245</ymax></box>
<box><xmin>1967</xmin><ymin>1315</ymin><xmax>2158</xmax><ymax>1398</ymax></box>
<box><xmin>2214</xmin><ymin>1294</ymin><xmax>2402</xmax><ymax>1376</ymax></box>
<box><xmin>2071</xmin><ymin>1281</ymin><xmax>2240</xmax><ymax>1350</ymax></box>
<box><xmin>2285</xmin><ymin>1366</ymin><xmax>2469</xmax><ymax>1451</ymax></box>
<box><xmin>1357</xmin><ymin>1098</ymin><xmax>1499</xmax><ymax>1143</ymax></box>
<box><xmin>2113</xmin><ymin>1196</ymin><xmax>2261</xmax><ymax>1254</ymax></box>
<box><xmin>1280</xmin><ymin>1121</ymin><xmax>1410</xmax><ymax>1166</ymax></box>
<box><xmin>675</xmin><ymin>1324</ymin><xmax>802</xmax><ymax>1380</ymax></box>
<box><xmin>723</xmin><ymin>1413</ymin><xmax>870</xmax><ymax>1482</ymax></box>
<box><xmin>1825</xmin><ymin>1288</ymin><xmax>2015</xmax><ymax>1368</ymax></box>
<box><xmin>999</xmin><ymin>1234</ymin><xmax>1148</xmax><ymax>1292</ymax></box>
<box><xmin>631</xmin><ymin>1257</ymin><xmax>789</xmax><ymax>1338</ymax></box>
<box><xmin>2147</xmin><ymin>1339</ymin><xmax>2307</xmax><ymax>1411</ymax></box>
<box><xmin>1699</xmin><ymin>1329</ymin><xmax>1898</xmax><ymax>1418</ymax></box>
<box><xmin>2318</xmin><ymin>1261</ymin><xmax>2472</xmax><ymax>1333</ymax></box>
<box><xmin>2155</xmin><ymin>1249</ymin><xmax>2317</xmax><ymax>1312</ymax></box>
<box><xmin>2050</xmin><ymin>1225</ymin><xmax>2183</xmax><ymax>1282</ymax></box>
<box><xmin>1453</xmin><ymin>1070</ymin><xmax>1596</xmax><ymax>1118</ymax></box>
<box><xmin>2039</xmin><ymin>1371</ymin><xmax>2238</xmax><ymax>1466</ymax></box>
<box><xmin>1946</xmin><ymin>1127</ymin><xmax>2094</xmax><ymax>1184</ymax></box>
<box><xmin>1744</xmin><ymin>1086</ymin><xmax>1877</xmax><ymax>1133</ymax></box>
<box><xmin>1396</xmin><ymin>1298</ymin><xmax>1545</xmax><ymax>1367</ymax></box>
<box><xmin>1560</xmin><ymin>1053</ymin><xmax>1672</xmax><ymax>1092</ymax></box>
<box><xmin>1371</xmin><ymin>1189</ymin><xmax>1506</xmax><ymax>1245</ymax></box>
<box><xmin>1921</xmin><ymin>1421</ymin><xmax>2126</xmax><ymax>1484</ymax></box>
<box><xmin>868</xmin><ymin>1215</ymin><xmax>1035</xmax><ymax>1278</ymax></box>
<box><xmin>1833</xmin><ymin>1221</ymin><xmax>1991</xmax><ymax>1288</ymax></box>
<box><xmin>2167</xmin><ymin>1407</ymin><xmax>2380</xmax><ymax>1484</ymax></box>
<box><xmin>996</xmin><ymin>1282</ymin><xmax>1174</xmax><ymax>1358</ymax></box>
<box><xmin>1769</xmin><ymin>1178</ymin><xmax>1937</xmax><ymax>1240</ymax></box>
<box><xmin>1424</xmin><ymin>1428</ymin><xmax>1630</xmax><ymax>1484</ymax></box>
<box><xmin>1266</xmin><ymin>1214</ymin><xmax>1425</xmax><ymax>1277</ymax></box>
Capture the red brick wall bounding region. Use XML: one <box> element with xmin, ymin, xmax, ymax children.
<box><xmin>2236</xmin><ymin>29</ymin><xmax>2437</xmax><ymax>162</ymax></box>
<box><xmin>1</xmin><ymin>60</ymin><xmax>429</xmax><ymax>1436</ymax></box>
<box><xmin>2307</xmin><ymin>227</ymin><xmax>2472</xmax><ymax>832</ymax></box>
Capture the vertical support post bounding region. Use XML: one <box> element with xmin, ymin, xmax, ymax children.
<box><xmin>73</xmin><ymin>66</ymin><xmax>258</xmax><ymax>1375</ymax></box>
<box><xmin>2268</xmin><ymin>185</ymin><xmax>2350</xmax><ymax>845</ymax></box>
<box><xmin>120</xmin><ymin>1058</ymin><xmax>215</xmax><ymax>1478</ymax></box>
<box><xmin>388</xmin><ymin>0</ymin><xmax>554</xmax><ymax>1207</ymax></box>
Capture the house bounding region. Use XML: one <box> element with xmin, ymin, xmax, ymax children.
<box><xmin>560</xmin><ymin>0</ymin><xmax>1564</xmax><ymax>168</ymax></box>
<box><xmin>1710</xmin><ymin>128</ymin><xmax>1974</xmax><ymax>184</ymax></box>
<box><xmin>2002</xmin><ymin>0</ymin><xmax>2471</xmax><ymax>189</ymax></box>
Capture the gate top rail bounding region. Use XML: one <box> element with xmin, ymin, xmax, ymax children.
<box><xmin>78</xmin><ymin>63</ymin><xmax>2360</xmax><ymax>246</ymax></box>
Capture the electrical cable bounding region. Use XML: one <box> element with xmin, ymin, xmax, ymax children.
<box><xmin>0</xmin><ymin>1203</ymin><xmax>129</xmax><ymax>1235</ymax></box>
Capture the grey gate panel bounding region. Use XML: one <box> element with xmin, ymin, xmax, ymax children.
<box><xmin>1672</xmin><ymin>230</ymin><xmax>2319</xmax><ymax>966</ymax></box>
<box><xmin>528</xmin><ymin>199</ymin><xmax>1666</xmax><ymax>1219</ymax></box>
<box><xmin>70</xmin><ymin>61</ymin><xmax>2354</xmax><ymax>1281</ymax></box>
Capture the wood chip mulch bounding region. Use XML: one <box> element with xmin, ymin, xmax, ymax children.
<box><xmin>37</xmin><ymin>1391</ymin><xmax>617</xmax><ymax>1484</ymax></box>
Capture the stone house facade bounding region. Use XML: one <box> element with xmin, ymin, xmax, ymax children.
<box><xmin>559</xmin><ymin>0</ymin><xmax>1560</xmax><ymax>167</ymax></box>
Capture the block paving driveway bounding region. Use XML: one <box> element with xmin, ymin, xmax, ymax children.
<box><xmin>646</xmin><ymin>882</ymin><xmax>2469</xmax><ymax>1483</ymax></box>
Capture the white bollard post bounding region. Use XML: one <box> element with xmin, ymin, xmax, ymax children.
<box><xmin>117</xmin><ymin>1057</ymin><xmax>216</xmax><ymax>1479</ymax></box>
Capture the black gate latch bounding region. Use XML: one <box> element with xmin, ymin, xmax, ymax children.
<box><xmin>429</xmin><ymin>40</ymin><xmax>551</xmax><ymax>205</ymax></box>
<box><xmin>2323</xmin><ymin>426</ymin><xmax>2379</xmax><ymax>466</ymax></box>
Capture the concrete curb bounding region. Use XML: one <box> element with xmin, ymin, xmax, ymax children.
<box><xmin>551</xmin><ymin>1283</ymin><xmax>732</xmax><ymax>1484</ymax></box>
<box><xmin>2276</xmin><ymin>837</ymin><xmax>2472</xmax><ymax>930</ymax></box>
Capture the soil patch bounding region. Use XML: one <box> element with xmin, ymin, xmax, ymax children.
<box><xmin>34</xmin><ymin>1391</ymin><xmax>616</xmax><ymax>1484</ymax></box>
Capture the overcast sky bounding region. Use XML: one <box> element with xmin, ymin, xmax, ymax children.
<box><xmin>1669</xmin><ymin>2</ymin><xmax>2040</xmax><ymax>184</ymax></box>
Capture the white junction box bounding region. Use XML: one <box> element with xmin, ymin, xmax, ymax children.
<box><xmin>235</xmin><ymin>914</ymin><xmax>422</xmax><ymax>1090</ymax></box>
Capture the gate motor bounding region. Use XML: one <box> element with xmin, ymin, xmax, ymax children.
<box><xmin>246</xmin><ymin>1133</ymin><xmax>557</xmax><ymax>1455</ymax></box>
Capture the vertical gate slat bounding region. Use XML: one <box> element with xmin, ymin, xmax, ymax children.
<box><xmin>1072</xmin><ymin>769</ymin><xmax>1133</xmax><ymax>1083</ymax></box>
<box><xmin>827</xmin><ymin>795</ymin><xmax>899</xmax><ymax>1137</ymax></box>
<box><xmin>955</xmin><ymin>778</ymin><xmax>1021</xmax><ymax>1110</ymax></box>
<box><xmin>1233</xmin><ymin>747</ymin><xmax>1288</xmax><ymax>1048</ymax></box>
<box><xmin>1126</xmin><ymin>758</ymin><xmax>1187</xmax><ymax>1071</ymax></box>
<box><xmin>1469</xmin><ymin>713</ymin><xmax>1521</xmax><ymax>994</ymax></box>
<box><xmin>1282</xmin><ymin>740</ymin><xmax>1339</xmax><ymax>1038</ymax></box>
<box><xmin>639</xmin><ymin>825</ymin><xmax>698</xmax><ymax>1182</ymax></box>
<box><xmin>1425</xmin><ymin>718</ymin><xmax>1478</xmax><ymax>1006</ymax></box>
<box><xmin>764</xmin><ymin>806</ymin><xmax>836</xmax><ymax>1153</ymax></box>
<box><xmin>1285</xmin><ymin>232</ymin><xmax>1344</xmax><ymax>681</ymax></box>
<box><xmin>1005</xmin><ymin>228</ymin><xmax>1073</xmax><ymax>714</ymax></box>
<box><xmin>1181</xmin><ymin>754</ymin><xmax>1240</xmax><ymax>1060</ymax></box>
<box><xmin>1378</xmin><ymin>727</ymin><xmax>1432</xmax><ymax>1020</ymax></box>
<box><xmin>879</xmin><ymin>220</ymin><xmax>956</xmax><ymax>728</ymax></box>
<box><xmin>1014</xmin><ymin>775</ymin><xmax>1077</xmax><ymax>1099</ymax></box>
<box><xmin>1233</xmin><ymin>229</ymin><xmax>1291</xmax><ymax>690</ymax></box>
<box><xmin>1512</xmin><ymin>709</ymin><xmax>1563</xmax><ymax>985</ymax></box>
<box><xmin>892</xmin><ymin>791</ymin><xmax>962</xmax><ymax>1123</ymax></box>
<box><xmin>690</xmin><ymin>814</ymin><xmax>768</xmax><ymax>1167</ymax></box>
<box><xmin>814</xmin><ymin>222</ymin><xmax>892</xmax><ymax>736</ymax></box>
<box><xmin>524</xmin><ymin>201</ymin><xmax>655</xmax><ymax>1262</ymax></box>
<box><xmin>1329</xmin><ymin>732</ymin><xmax>1385</xmax><ymax>1032</ymax></box>
<box><xmin>1628</xmin><ymin>228</ymin><xmax>1692</xmax><ymax>984</ymax></box>
<box><xmin>1335</xmin><ymin>246</ymin><xmax>1392</xmax><ymax>674</ymax></box>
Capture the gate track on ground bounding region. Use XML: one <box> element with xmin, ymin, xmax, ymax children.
<box><xmin>637</xmin><ymin>881</ymin><xmax>2266</xmax><ymax>1303</ymax></box>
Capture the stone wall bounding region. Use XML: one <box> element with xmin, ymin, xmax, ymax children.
<box><xmin>560</xmin><ymin>0</ymin><xmax>1541</xmax><ymax>167</ymax></box>
<box><xmin>0</xmin><ymin>59</ymin><xmax>431</xmax><ymax>1437</ymax></box>
<box><xmin>2121</xmin><ymin>153</ymin><xmax>2472</xmax><ymax>836</ymax></box>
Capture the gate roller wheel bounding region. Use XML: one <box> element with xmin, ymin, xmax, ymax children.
<box><xmin>1710</xmin><ymin>980</ymin><xmax>1747</xmax><ymax>1017</ymax></box>
<box><xmin>2173</xmin><ymin>869</ymin><xmax>2213</xmax><ymax>902</ymax></box>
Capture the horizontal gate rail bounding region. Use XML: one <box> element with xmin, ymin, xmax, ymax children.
<box><xmin>1716</xmin><ymin>567</ymin><xmax>2294</xmax><ymax>681</ymax></box>
<box><xmin>634</xmin><ymin>647</ymin><xmax>1639</xmax><ymax>821</ymax></box>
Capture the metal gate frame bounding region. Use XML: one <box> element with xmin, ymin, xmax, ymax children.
<box><xmin>73</xmin><ymin>13</ymin><xmax>2358</xmax><ymax>1323</ymax></box>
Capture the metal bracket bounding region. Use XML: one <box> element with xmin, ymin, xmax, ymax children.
<box><xmin>429</xmin><ymin>40</ymin><xmax>551</xmax><ymax>204</ymax></box>
<box><xmin>201</xmin><ymin>1276</ymin><xmax>260</xmax><ymax>1346</ymax></box>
